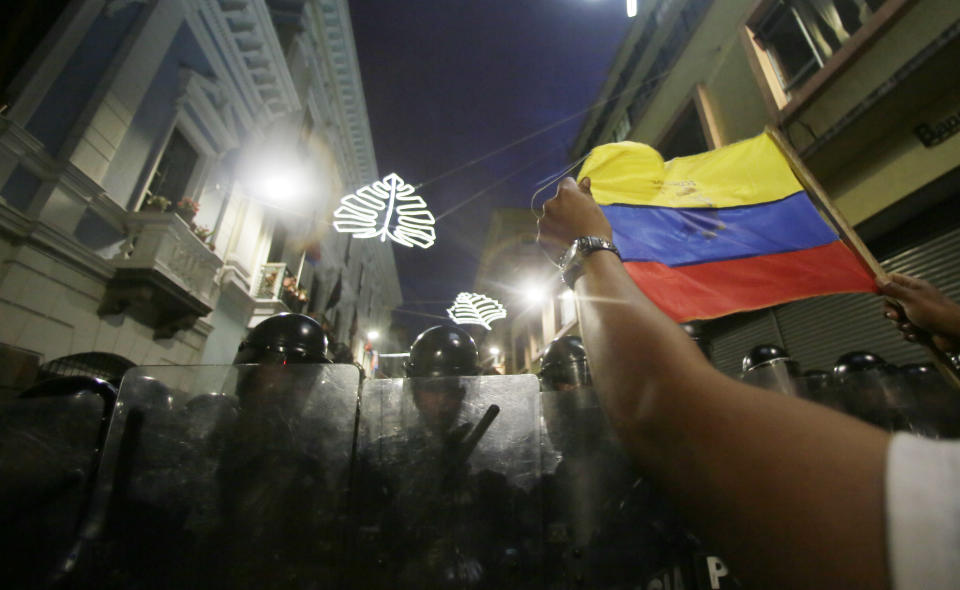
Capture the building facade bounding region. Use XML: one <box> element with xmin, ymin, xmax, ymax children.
<box><xmin>473</xmin><ymin>208</ymin><xmax>578</xmax><ymax>375</ymax></box>
<box><xmin>0</xmin><ymin>0</ymin><xmax>401</xmax><ymax>394</ymax></box>
<box><xmin>572</xmin><ymin>0</ymin><xmax>960</xmax><ymax>374</ymax></box>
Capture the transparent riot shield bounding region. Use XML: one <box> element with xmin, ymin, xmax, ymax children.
<box><xmin>539</xmin><ymin>385</ymin><xmax>742</xmax><ymax>590</ymax></box>
<box><xmin>893</xmin><ymin>368</ymin><xmax>960</xmax><ymax>438</ymax></box>
<box><xmin>833</xmin><ymin>369</ymin><xmax>940</xmax><ymax>436</ymax></box>
<box><xmin>0</xmin><ymin>395</ymin><xmax>105</xmax><ymax>589</ymax></box>
<box><xmin>80</xmin><ymin>363</ymin><xmax>361</xmax><ymax>590</ymax></box>
<box><xmin>797</xmin><ymin>372</ymin><xmax>848</xmax><ymax>412</ymax></box>
<box><xmin>349</xmin><ymin>374</ymin><xmax>542</xmax><ymax>590</ymax></box>
<box><xmin>740</xmin><ymin>359</ymin><xmax>801</xmax><ymax>397</ymax></box>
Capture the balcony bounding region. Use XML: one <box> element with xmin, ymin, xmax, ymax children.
<box><xmin>249</xmin><ymin>262</ymin><xmax>310</xmax><ymax>325</ymax></box>
<box><xmin>98</xmin><ymin>212</ymin><xmax>222</xmax><ymax>338</ymax></box>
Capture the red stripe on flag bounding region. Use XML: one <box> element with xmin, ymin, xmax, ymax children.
<box><xmin>623</xmin><ymin>240</ymin><xmax>878</xmax><ymax>322</ymax></box>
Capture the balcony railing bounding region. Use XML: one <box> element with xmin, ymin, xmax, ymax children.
<box><xmin>99</xmin><ymin>212</ymin><xmax>222</xmax><ymax>338</ymax></box>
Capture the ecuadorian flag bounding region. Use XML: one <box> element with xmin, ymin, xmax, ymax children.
<box><xmin>579</xmin><ymin>132</ymin><xmax>876</xmax><ymax>322</ymax></box>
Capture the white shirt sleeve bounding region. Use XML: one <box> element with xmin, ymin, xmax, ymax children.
<box><xmin>886</xmin><ymin>433</ymin><xmax>960</xmax><ymax>590</ymax></box>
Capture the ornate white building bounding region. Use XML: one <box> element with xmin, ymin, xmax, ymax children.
<box><xmin>0</xmin><ymin>0</ymin><xmax>401</xmax><ymax>393</ymax></box>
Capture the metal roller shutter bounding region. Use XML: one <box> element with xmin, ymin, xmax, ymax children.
<box><xmin>775</xmin><ymin>227</ymin><xmax>960</xmax><ymax>372</ymax></box>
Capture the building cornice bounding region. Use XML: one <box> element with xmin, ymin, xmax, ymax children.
<box><xmin>0</xmin><ymin>117</ymin><xmax>126</xmax><ymax>233</ymax></box>
<box><xmin>0</xmin><ymin>203</ymin><xmax>115</xmax><ymax>282</ymax></box>
<box><xmin>309</xmin><ymin>0</ymin><xmax>378</xmax><ymax>186</ymax></box>
<box><xmin>189</xmin><ymin>0</ymin><xmax>301</xmax><ymax>125</ymax></box>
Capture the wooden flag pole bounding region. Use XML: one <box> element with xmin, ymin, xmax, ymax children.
<box><xmin>766</xmin><ymin>126</ymin><xmax>960</xmax><ymax>390</ymax></box>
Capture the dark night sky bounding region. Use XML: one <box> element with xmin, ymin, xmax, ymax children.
<box><xmin>349</xmin><ymin>0</ymin><xmax>631</xmax><ymax>338</ymax></box>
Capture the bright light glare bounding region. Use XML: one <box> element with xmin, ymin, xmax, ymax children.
<box><xmin>245</xmin><ymin>161</ymin><xmax>308</xmax><ymax>205</ymax></box>
<box><xmin>626</xmin><ymin>0</ymin><xmax>637</xmax><ymax>17</ymax></box>
<box><xmin>367</xmin><ymin>330</ymin><xmax>380</xmax><ymax>341</ymax></box>
<box><xmin>489</xmin><ymin>346</ymin><xmax>500</xmax><ymax>356</ymax></box>
<box><xmin>524</xmin><ymin>284</ymin><xmax>546</xmax><ymax>303</ymax></box>
<box><xmin>559</xmin><ymin>290</ymin><xmax>575</xmax><ymax>301</ymax></box>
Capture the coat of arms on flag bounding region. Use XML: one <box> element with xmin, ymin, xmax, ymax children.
<box><xmin>579</xmin><ymin>131</ymin><xmax>877</xmax><ymax>322</ymax></box>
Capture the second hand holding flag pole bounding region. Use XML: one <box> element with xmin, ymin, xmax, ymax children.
<box><xmin>765</xmin><ymin>127</ymin><xmax>960</xmax><ymax>389</ymax></box>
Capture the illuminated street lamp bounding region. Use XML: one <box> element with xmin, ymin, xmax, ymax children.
<box><xmin>523</xmin><ymin>283</ymin><xmax>546</xmax><ymax>304</ymax></box>
<box><xmin>367</xmin><ymin>330</ymin><xmax>380</xmax><ymax>341</ymax></box>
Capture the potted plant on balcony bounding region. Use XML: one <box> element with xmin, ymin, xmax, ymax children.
<box><xmin>176</xmin><ymin>197</ymin><xmax>200</xmax><ymax>224</ymax></box>
<box><xmin>142</xmin><ymin>194</ymin><xmax>171</xmax><ymax>212</ymax></box>
<box><xmin>193</xmin><ymin>224</ymin><xmax>215</xmax><ymax>251</ymax></box>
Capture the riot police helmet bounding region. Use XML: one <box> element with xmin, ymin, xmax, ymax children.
<box><xmin>833</xmin><ymin>351</ymin><xmax>887</xmax><ymax>379</ymax></box>
<box><xmin>899</xmin><ymin>362</ymin><xmax>935</xmax><ymax>377</ymax></box>
<box><xmin>233</xmin><ymin>313</ymin><xmax>331</xmax><ymax>365</ymax></box>
<box><xmin>540</xmin><ymin>336</ymin><xmax>591</xmax><ymax>390</ymax></box>
<box><xmin>742</xmin><ymin>344</ymin><xmax>794</xmax><ymax>373</ymax></box>
<box><xmin>329</xmin><ymin>341</ymin><xmax>355</xmax><ymax>364</ymax></box>
<box><xmin>405</xmin><ymin>325</ymin><xmax>480</xmax><ymax>378</ymax></box>
<box><xmin>802</xmin><ymin>369</ymin><xmax>832</xmax><ymax>385</ymax></box>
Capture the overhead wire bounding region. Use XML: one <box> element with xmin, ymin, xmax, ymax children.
<box><xmin>412</xmin><ymin>61</ymin><xmax>682</xmax><ymax>195</ymax></box>
<box><xmin>429</xmin><ymin>62</ymin><xmax>681</xmax><ymax>222</ymax></box>
<box><xmin>433</xmin><ymin>145</ymin><xmax>560</xmax><ymax>221</ymax></box>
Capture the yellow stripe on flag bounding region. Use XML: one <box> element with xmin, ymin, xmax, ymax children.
<box><xmin>579</xmin><ymin>132</ymin><xmax>804</xmax><ymax>208</ymax></box>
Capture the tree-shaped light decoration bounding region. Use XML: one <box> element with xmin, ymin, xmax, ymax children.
<box><xmin>332</xmin><ymin>173</ymin><xmax>436</xmax><ymax>248</ymax></box>
<box><xmin>447</xmin><ymin>292</ymin><xmax>507</xmax><ymax>330</ymax></box>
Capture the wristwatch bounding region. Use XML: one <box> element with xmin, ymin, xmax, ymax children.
<box><xmin>560</xmin><ymin>236</ymin><xmax>620</xmax><ymax>288</ymax></box>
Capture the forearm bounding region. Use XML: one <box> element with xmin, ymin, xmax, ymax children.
<box><xmin>575</xmin><ymin>251</ymin><xmax>891</xmax><ymax>589</ymax></box>
<box><xmin>574</xmin><ymin>251</ymin><xmax>713</xmax><ymax>464</ymax></box>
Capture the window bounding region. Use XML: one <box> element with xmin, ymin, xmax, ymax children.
<box><xmin>751</xmin><ymin>0</ymin><xmax>889</xmax><ymax>94</ymax></box>
<box><xmin>658</xmin><ymin>102</ymin><xmax>709</xmax><ymax>161</ymax></box>
<box><xmin>612</xmin><ymin>113</ymin><xmax>632</xmax><ymax>142</ymax></box>
<box><xmin>267</xmin><ymin>224</ymin><xmax>287</xmax><ymax>262</ymax></box>
<box><xmin>308</xmin><ymin>273</ymin><xmax>321</xmax><ymax>313</ymax></box>
<box><xmin>142</xmin><ymin>129</ymin><xmax>198</xmax><ymax>209</ymax></box>
<box><xmin>557</xmin><ymin>291</ymin><xmax>576</xmax><ymax>328</ymax></box>
<box><xmin>1</xmin><ymin>0</ymin><xmax>73</xmax><ymax>108</ymax></box>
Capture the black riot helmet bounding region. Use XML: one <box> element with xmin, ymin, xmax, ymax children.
<box><xmin>899</xmin><ymin>363</ymin><xmax>935</xmax><ymax>377</ymax></box>
<box><xmin>540</xmin><ymin>336</ymin><xmax>591</xmax><ymax>390</ymax></box>
<box><xmin>682</xmin><ymin>322</ymin><xmax>711</xmax><ymax>361</ymax></box>
<box><xmin>233</xmin><ymin>313</ymin><xmax>331</xmax><ymax>365</ymax></box>
<box><xmin>802</xmin><ymin>369</ymin><xmax>832</xmax><ymax>387</ymax></box>
<box><xmin>329</xmin><ymin>341</ymin><xmax>355</xmax><ymax>364</ymax></box>
<box><xmin>833</xmin><ymin>351</ymin><xmax>887</xmax><ymax>379</ymax></box>
<box><xmin>742</xmin><ymin>344</ymin><xmax>794</xmax><ymax>373</ymax></box>
<box><xmin>405</xmin><ymin>325</ymin><xmax>480</xmax><ymax>378</ymax></box>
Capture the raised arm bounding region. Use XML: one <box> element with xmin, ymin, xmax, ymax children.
<box><xmin>538</xmin><ymin>177</ymin><xmax>891</xmax><ymax>590</ymax></box>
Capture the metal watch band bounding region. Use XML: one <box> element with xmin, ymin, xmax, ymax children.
<box><xmin>561</xmin><ymin>236</ymin><xmax>620</xmax><ymax>287</ymax></box>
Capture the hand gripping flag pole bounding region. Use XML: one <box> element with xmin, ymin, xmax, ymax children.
<box><xmin>766</xmin><ymin>127</ymin><xmax>960</xmax><ymax>390</ymax></box>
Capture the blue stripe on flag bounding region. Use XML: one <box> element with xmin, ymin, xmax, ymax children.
<box><xmin>601</xmin><ymin>191</ymin><xmax>838</xmax><ymax>267</ymax></box>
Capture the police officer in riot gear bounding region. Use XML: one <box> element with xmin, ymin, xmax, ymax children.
<box><xmin>801</xmin><ymin>369</ymin><xmax>845</xmax><ymax>411</ymax></box>
<box><xmin>329</xmin><ymin>341</ymin><xmax>354</xmax><ymax>364</ymax></box>
<box><xmin>196</xmin><ymin>313</ymin><xmax>339</xmax><ymax>588</ymax></box>
<box><xmin>539</xmin><ymin>335</ymin><xmax>591</xmax><ymax>392</ymax></box>
<box><xmin>64</xmin><ymin>314</ymin><xmax>358</xmax><ymax>589</ymax></box>
<box><xmin>832</xmin><ymin>351</ymin><xmax>935</xmax><ymax>436</ymax></box>
<box><xmin>349</xmin><ymin>325</ymin><xmax>529</xmax><ymax>590</ymax></box>
<box><xmin>741</xmin><ymin>344</ymin><xmax>802</xmax><ymax>397</ymax></box>
<box><xmin>898</xmin><ymin>363</ymin><xmax>960</xmax><ymax>437</ymax></box>
<box><xmin>233</xmin><ymin>312</ymin><xmax>332</xmax><ymax>365</ymax></box>
<box><xmin>404</xmin><ymin>325</ymin><xmax>481</xmax><ymax>434</ymax></box>
<box><xmin>537</xmin><ymin>335</ymin><xmax>710</xmax><ymax>589</ymax></box>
